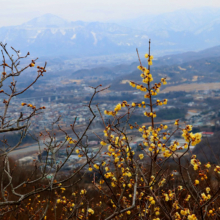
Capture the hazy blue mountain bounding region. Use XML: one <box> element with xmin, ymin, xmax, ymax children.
<box><xmin>119</xmin><ymin>7</ymin><xmax>220</xmax><ymax>52</ymax></box>
<box><xmin>120</xmin><ymin>7</ymin><xmax>220</xmax><ymax>32</ymax></box>
<box><xmin>0</xmin><ymin>14</ymin><xmax>150</xmax><ymax>57</ymax></box>
<box><xmin>1</xmin><ymin>9</ymin><xmax>220</xmax><ymax>58</ymax></box>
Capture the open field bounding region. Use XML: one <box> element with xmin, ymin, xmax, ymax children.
<box><xmin>61</xmin><ymin>79</ymin><xmax>82</xmax><ymax>85</ymax></box>
<box><xmin>162</xmin><ymin>82</ymin><xmax>220</xmax><ymax>93</ymax></box>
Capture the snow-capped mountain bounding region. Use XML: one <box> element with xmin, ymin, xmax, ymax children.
<box><xmin>0</xmin><ymin>14</ymin><xmax>151</xmax><ymax>57</ymax></box>
<box><xmin>1</xmin><ymin>8</ymin><xmax>220</xmax><ymax>58</ymax></box>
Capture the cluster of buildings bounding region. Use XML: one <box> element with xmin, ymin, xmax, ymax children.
<box><xmin>3</xmin><ymin>76</ymin><xmax>220</xmax><ymax>173</ymax></box>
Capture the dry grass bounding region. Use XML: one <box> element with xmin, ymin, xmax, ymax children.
<box><xmin>192</xmin><ymin>76</ymin><xmax>198</xmax><ymax>81</ymax></box>
<box><xmin>162</xmin><ymin>82</ymin><xmax>220</xmax><ymax>93</ymax></box>
<box><xmin>188</xmin><ymin>109</ymin><xmax>199</xmax><ymax>113</ymax></box>
<box><xmin>61</xmin><ymin>79</ymin><xmax>82</xmax><ymax>85</ymax></box>
<box><xmin>178</xmin><ymin>66</ymin><xmax>186</xmax><ymax>71</ymax></box>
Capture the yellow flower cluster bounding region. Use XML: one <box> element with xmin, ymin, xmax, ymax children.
<box><xmin>180</xmin><ymin>208</ymin><xmax>190</xmax><ymax>215</ymax></box>
<box><xmin>104</xmin><ymin>172</ymin><xmax>114</xmax><ymax>179</ymax></box>
<box><xmin>178</xmin><ymin>186</ymin><xmax>183</xmax><ymax>191</ymax></box>
<box><xmin>164</xmin><ymin>193</ymin><xmax>169</xmax><ymax>201</ymax></box>
<box><xmin>93</xmin><ymin>164</ymin><xmax>99</xmax><ymax>169</ymax></box>
<box><xmin>188</xmin><ymin>214</ymin><xmax>198</xmax><ymax>220</ymax></box>
<box><xmin>104</xmin><ymin>101</ymin><xmax>127</xmax><ymax>116</ymax></box>
<box><xmin>88</xmin><ymin>208</ymin><xmax>94</xmax><ymax>214</ymax></box>
<box><xmin>201</xmin><ymin>192</ymin><xmax>211</xmax><ymax>201</ymax></box>
<box><xmin>144</xmin><ymin>111</ymin><xmax>157</xmax><ymax>118</ymax></box>
<box><xmin>80</xmin><ymin>189</ymin><xmax>87</xmax><ymax>195</ymax></box>
<box><xmin>163</xmin><ymin>150</ymin><xmax>172</xmax><ymax>158</ymax></box>
<box><xmin>144</xmin><ymin>53</ymin><xmax>154</xmax><ymax>65</ymax></box>
<box><xmin>190</xmin><ymin>155</ymin><xmax>201</xmax><ymax>170</ymax></box>
<box><xmin>174</xmin><ymin>212</ymin><xmax>181</xmax><ymax>219</ymax></box>
<box><xmin>205</xmin><ymin>163</ymin><xmax>211</xmax><ymax>168</ymax></box>
<box><xmin>185</xmin><ymin>194</ymin><xmax>191</xmax><ymax>202</ymax></box>
<box><xmin>156</xmin><ymin>99</ymin><xmax>168</xmax><ymax>106</ymax></box>
<box><xmin>138</xmin><ymin>84</ymin><xmax>148</xmax><ymax>91</ymax></box>
<box><xmin>66</xmin><ymin>136</ymin><xmax>77</xmax><ymax>144</ymax></box>
<box><xmin>214</xmin><ymin>165</ymin><xmax>220</xmax><ymax>174</ymax></box>
<box><xmin>148</xmin><ymin>196</ymin><xmax>155</xmax><ymax>204</ymax></box>
<box><xmin>158</xmin><ymin>178</ymin><xmax>166</xmax><ymax>187</ymax></box>
<box><xmin>161</xmin><ymin>78</ymin><xmax>167</xmax><ymax>85</ymax></box>
<box><xmin>100</xmin><ymin>141</ymin><xmax>107</xmax><ymax>146</ymax></box>
<box><xmin>139</xmin><ymin>154</ymin><xmax>144</xmax><ymax>160</ymax></box>
<box><xmin>182</xmin><ymin>126</ymin><xmax>202</xmax><ymax>146</ymax></box>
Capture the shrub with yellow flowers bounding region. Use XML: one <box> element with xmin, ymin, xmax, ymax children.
<box><xmin>87</xmin><ymin>40</ymin><xmax>220</xmax><ymax>220</ymax></box>
<box><xmin>1</xmin><ymin>41</ymin><xmax>220</xmax><ymax>220</ymax></box>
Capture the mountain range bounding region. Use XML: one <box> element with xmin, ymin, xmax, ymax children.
<box><xmin>1</xmin><ymin>8</ymin><xmax>220</xmax><ymax>58</ymax></box>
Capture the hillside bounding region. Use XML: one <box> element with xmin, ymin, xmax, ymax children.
<box><xmin>109</xmin><ymin>55</ymin><xmax>220</xmax><ymax>91</ymax></box>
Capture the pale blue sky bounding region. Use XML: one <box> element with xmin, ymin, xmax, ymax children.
<box><xmin>0</xmin><ymin>0</ymin><xmax>220</xmax><ymax>27</ymax></box>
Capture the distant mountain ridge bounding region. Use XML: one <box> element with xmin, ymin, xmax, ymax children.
<box><xmin>0</xmin><ymin>14</ymin><xmax>149</xmax><ymax>57</ymax></box>
<box><xmin>120</xmin><ymin>7</ymin><xmax>220</xmax><ymax>32</ymax></box>
<box><xmin>69</xmin><ymin>44</ymin><xmax>220</xmax><ymax>85</ymax></box>
<box><xmin>1</xmin><ymin>8</ymin><xmax>220</xmax><ymax>58</ymax></box>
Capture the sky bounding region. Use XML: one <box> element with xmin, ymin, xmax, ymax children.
<box><xmin>0</xmin><ymin>0</ymin><xmax>220</xmax><ymax>27</ymax></box>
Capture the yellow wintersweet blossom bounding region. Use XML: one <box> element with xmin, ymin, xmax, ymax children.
<box><xmin>158</xmin><ymin>178</ymin><xmax>166</xmax><ymax>187</ymax></box>
<box><xmin>132</xmin><ymin>102</ymin><xmax>136</xmax><ymax>107</ymax></box>
<box><xmin>88</xmin><ymin>208</ymin><xmax>94</xmax><ymax>214</ymax></box>
<box><xmin>188</xmin><ymin>214</ymin><xmax>198</xmax><ymax>220</ymax></box>
<box><xmin>148</xmin><ymin>60</ymin><xmax>153</xmax><ymax>66</ymax></box>
<box><xmin>178</xmin><ymin>186</ymin><xmax>183</xmax><ymax>191</ymax></box>
<box><xmin>180</xmin><ymin>209</ymin><xmax>189</xmax><ymax>215</ymax></box>
<box><xmin>100</xmin><ymin>141</ymin><xmax>107</xmax><ymax>146</ymax></box>
<box><xmin>161</xmin><ymin>78</ymin><xmax>167</xmax><ymax>85</ymax></box>
<box><xmin>99</xmin><ymin>180</ymin><xmax>104</xmax><ymax>184</ymax></box>
<box><xmin>139</xmin><ymin>154</ymin><xmax>144</xmax><ymax>160</ymax></box>
<box><xmin>164</xmin><ymin>194</ymin><xmax>169</xmax><ymax>201</ymax></box>
<box><xmin>163</xmin><ymin>125</ymin><xmax>168</xmax><ymax>130</ymax></box>
<box><xmin>114</xmin><ymin>103</ymin><xmax>121</xmax><ymax>112</ymax></box>
<box><xmin>205</xmin><ymin>163</ymin><xmax>211</xmax><ymax>169</ymax></box>
<box><xmin>130</xmin><ymin>81</ymin><xmax>136</xmax><ymax>87</ymax></box>
<box><xmin>164</xmin><ymin>150</ymin><xmax>172</xmax><ymax>158</ymax></box>
<box><xmin>57</xmin><ymin>199</ymin><xmax>61</xmax><ymax>204</ymax></box>
<box><xmin>214</xmin><ymin>165</ymin><xmax>220</xmax><ymax>174</ymax></box>
<box><xmin>80</xmin><ymin>189</ymin><xmax>87</xmax><ymax>195</ymax></box>
<box><xmin>194</xmin><ymin>180</ymin><xmax>199</xmax><ymax>185</ymax></box>
<box><xmin>185</xmin><ymin>195</ymin><xmax>191</xmax><ymax>201</ymax></box>
<box><xmin>174</xmin><ymin>120</ymin><xmax>179</xmax><ymax>125</ymax></box>
<box><xmin>114</xmin><ymin>157</ymin><xmax>119</xmax><ymax>163</ymax></box>
<box><xmin>94</xmin><ymin>164</ymin><xmax>99</xmax><ymax>169</ymax></box>
<box><xmin>182</xmin><ymin>128</ymin><xmax>202</xmax><ymax>146</ymax></box>
<box><xmin>206</xmin><ymin>187</ymin><xmax>211</xmax><ymax>193</ymax></box>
